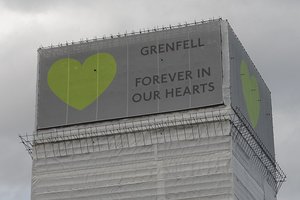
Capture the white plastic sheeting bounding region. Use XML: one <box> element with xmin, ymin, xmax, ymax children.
<box><xmin>232</xmin><ymin>139</ymin><xmax>277</xmax><ymax>200</ymax></box>
<box><xmin>31</xmin><ymin>110</ymin><xmax>278</xmax><ymax>200</ymax></box>
<box><xmin>32</xmin><ymin>121</ymin><xmax>233</xmax><ymax>200</ymax></box>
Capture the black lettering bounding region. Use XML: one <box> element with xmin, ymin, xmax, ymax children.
<box><xmin>198</xmin><ymin>67</ymin><xmax>211</xmax><ymax>78</ymax></box>
<box><xmin>165</xmin><ymin>88</ymin><xmax>174</xmax><ymax>98</ymax></box>
<box><xmin>177</xmin><ymin>71</ymin><xmax>184</xmax><ymax>81</ymax></box>
<box><xmin>143</xmin><ymin>92</ymin><xmax>152</xmax><ymax>101</ymax></box>
<box><xmin>158</xmin><ymin>44</ymin><xmax>165</xmax><ymax>53</ymax></box>
<box><xmin>186</xmin><ymin>70</ymin><xmax>193</xmax><ymax>80</ymax></box>
<box><xmin>153</xmin><ymin>75</ymin><xmax>159</xmax><ymax>84</ymax></box>
<box><xmin>132</xmin><ymin>93</ymin><xmax>142</xmax><ymax>102</ymax></box>
<box><xmin>141</xmin><ymin>46</ymin><xmax>149</xmax><ymax>56</ymax></box>
<box><xmin>166</xmin><ymin>42</ymin><xmax>175</xmax><ymax>52</ymax></box>
<box><xmin>161</xmin><ymin>73</ymin><xmax>167</xmax><ymax>83</ymax></box>
<box><xmin>176</xmin><ymin>41</ymin><xmax>182</xmax><ymax>50</ymax></box>
<box><xmin>150</xmin><ymin>45</ymin><xmax>157</xmax><ymax>54</ymax></box>
<box><xmin>154</xmin><ymin>90</ymin><xmax>161</xmax><ymax>100</ymax></box>
<box><xmin>135</xmin><ymin>77</ymin><xmax>141</xmax><ymax>87</ymax></box>
<box><xmin>198</xmin><ymin>38</ymin><xmax>205</xmax><ymax>47</ymax></box>
<box><xmin>200</xmin><ymin>83</ymin><xmax>207</xmax><ymax>93</ymax></box>
<box><xmin>140</xmin><ymin>38</ymin><xmax>204</xmax><ymax>56</ymax></box>
<box><xmin>183</xmin><ymin>86</ymin><xmax>191</xmax><ymax>96</ymax></box>
<box><xmin>183</xmin><ymin>40</ymin><xmax>189</xmax><ymax>49</ymax></box>
<box><xmin>193</xmin><ymin>85</ymin><xmax>200</xmax><ymax>94</ymax></box>
<box><xmin>175</xmin><ymin>87</ymin><xmax>182</xmax><ymax>96</ymax></box>
<box><xmin>208</xmin><ymin>82</ymin><xmax>215</xmax><ymax>91</ymax></box>
<box><xmin>202</xmin><ymin>67</ymin><xmax>211</xmax><ymax>77</ymax></box>
<box><xmin>142</xmin><ymin>76</ymin><xmax>151</xmax><ymax>86</ymax></box>
<box><xmin>168</xmin><ymin>72</ymin><xmax>176</xmax><ymax>82</ymax></box>
<box><xmin>190</xmin><ymin>39</ymin><xmax>197</xmax><ymax>48</ymax></box>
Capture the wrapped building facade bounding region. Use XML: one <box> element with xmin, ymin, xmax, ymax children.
<box><xmin>21</xmin><ymin>19</ymin><xmax>285</xmax><ymax>200</ymax></box>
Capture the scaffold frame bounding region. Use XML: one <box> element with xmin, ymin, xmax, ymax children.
<box><xmin>20</xmin><ymin>107</ymin><xmax>286</xmax><ymax>193</ymax></box>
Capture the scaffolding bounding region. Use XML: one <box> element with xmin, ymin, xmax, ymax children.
<box><xmin>20</xmin><ymin>107</ymin><xmax>286</xmax><ymax>194</ymax></box>
<box><xmin>230</xmin><ymin>107</ymin><xmax>286</xmax><ymax>193</ymax></box>
<box><xmin>38</xmin><ymin>18</ymin><xmax>223</xmax><ymax>51</ymax></box>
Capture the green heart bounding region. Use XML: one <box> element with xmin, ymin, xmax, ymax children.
<box><xmin>240</xmin><ymin>60</ymin><xmax>260</xmax><ymax>128</ymax></box>
<box><xmin>47</xmin><ymin>53</ymin><xmax>117</xmax><ymax>110</ymax></box>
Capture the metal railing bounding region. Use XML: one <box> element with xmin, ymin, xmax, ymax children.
<box><xmin>20</xmin><ymin>107</ymin><xmax>286</xmax><ymax>193</ymax></box>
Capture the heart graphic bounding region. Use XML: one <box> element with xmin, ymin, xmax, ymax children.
<box><xmin>48</xmin><ymin>53</ymin><xmax>117</xmax><ymax>110</ymax></box>
<box><xmin>240</xmin><ymin>60</ymin><xmax>260</xmax><ymax>128</ymax></box>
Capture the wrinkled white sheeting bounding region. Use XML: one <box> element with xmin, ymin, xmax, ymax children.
<box><xmin>32</xmin><ymin>132</ymin><xmax>233</xmax><ymax>199</ymax></box>
<box><xmin>232</xmin><ymin>140</ymin><xmax>277</xmax><ymax>200</ymax></box>
<box><xmin>35</xmin><ymin>107</ymin><xmax>232</xmax><ymax>143</ymax></box>
<box><xmin>33</xmin><ymin>119</ymin><xmax>230</xmax><ymax>159</ymax></box>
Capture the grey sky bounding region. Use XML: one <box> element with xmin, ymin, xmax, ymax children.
<box><xmin>0</xmin><ymin>1</ymin><xmax>299</xmax><ymax>199</ymax></box>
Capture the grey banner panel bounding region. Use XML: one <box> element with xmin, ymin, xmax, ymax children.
<box><xmin>228</xmin><ymin>26</ymin><xmax>275</xmax><ymax>156</ymax></box>
<box><xmin>37</xmin><ymin>21</ymin><xmax>223</xmax><ymax>129</ymax></box>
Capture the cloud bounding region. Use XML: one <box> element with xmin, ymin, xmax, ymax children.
<box><xmin>274</xmin><ymin>108</ymin><xmax>300</xmax><ymax>200</ymax></box>
<box><xmin>0</xmin><ymin>0</ymin><xmax>95</xmax><ymax>13</ymax></box>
